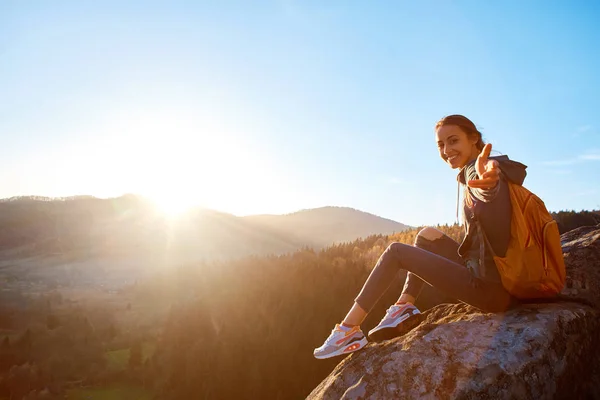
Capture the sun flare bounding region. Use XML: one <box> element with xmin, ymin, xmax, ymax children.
<box><xmin>150</xmin><ymin>193</ymin><xmax>197</xmax><ymax>218</ymax></box>
<box><xmin>87</xmin><ymin>108</ymin><xmax>284</xmax><ymax>219</ymax></box>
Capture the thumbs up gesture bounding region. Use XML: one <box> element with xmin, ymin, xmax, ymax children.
<box><xmin>467</xmin><ymin>143</ymin><xmax>500</xmax><ymax>189</ymax></box>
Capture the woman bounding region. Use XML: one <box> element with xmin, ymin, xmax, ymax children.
<box><xmin>314</xmin><ymin>114</ymin><xmax>528</xmax><ymax>359</ymax></box>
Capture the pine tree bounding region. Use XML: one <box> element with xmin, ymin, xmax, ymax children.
<box><xmin>129</xmin><ymin>342</ymin><xmax>143</xmax><ymax>369</ymax></box>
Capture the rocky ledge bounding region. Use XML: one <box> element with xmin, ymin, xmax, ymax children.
<box><xmin>308</xmin><ymin>224</ymin><xmax>600</xmax><ymax>400</ymax></box>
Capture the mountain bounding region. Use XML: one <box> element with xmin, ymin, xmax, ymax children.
<box><xmin>0</xmin><ymin>196</ymin><xmax>410</xmax><ymax>262</ymax></box>
<box><xmin>243</xmin><ymin>206</ymin><xmax>411</xmax><ymax>247</ymax></box>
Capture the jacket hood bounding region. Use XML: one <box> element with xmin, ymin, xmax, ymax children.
<box><xmin>457</xmin><ymin>155</ymin><xmax>527</xmax><ymax>185</ymax></box>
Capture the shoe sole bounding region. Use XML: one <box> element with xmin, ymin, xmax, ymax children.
<box><xmin>368</xmin><ymin>311</ymin><xmax>424</xmax><ymax>342</ymax></box>
<box><xmin>313</xmin><ymin>337</ymin><xmax>368</xmax><ymax>360</ymax></box>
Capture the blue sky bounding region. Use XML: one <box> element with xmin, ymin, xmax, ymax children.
<box><xmin>1</xmin><ymin>1</ymin><xmax>599</xmax><ymax>226</ymax></box>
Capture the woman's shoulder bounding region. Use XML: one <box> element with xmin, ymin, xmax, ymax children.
<box><xmin>492</xmin><ymin>155</ymin><xmax>527</xmax><ymax>185</ymax></box>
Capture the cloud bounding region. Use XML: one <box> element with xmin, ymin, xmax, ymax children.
<box><xmin>578</xmin><ymin>125</ymin><xmax>592</xmax><ymax>133</ymax></box>
<box><xmin>580</xmin><ymin>153</ymin><xmax>600</xmax><ymax>161</ymax></box>
<box><xmin>573</xmin><ymin>189</ymin><xmax>598</xmax><ymax>197</ymax></box>
<box><xmin>550</xmin><ymin>169</ymin><xmax>572</xmax><ymax>175</ymax></box>
<box><xmin>386</xmin><ymin>177</ymin><xmax>406</xmax><ymax>185</ymax></box>
<box><xmin>580</xmin><ymin>148</ymin><xmax>600</xmax><ymax>160</ymax></box>
<box><xmin>542</xmin><ymin>149</ymin><xmax>600</xmax><ymax>166</ymax></box>
<box><xmin>382</xmin><ymin>176</ymin><xmax>412</xmax><ymax>186</ymax></box>
<box><xmin>541</xmin><ymin>159</ymin><xmax>579</xmax><ymax>166</ymax></box>
<box><xmin>571</xmin><ymin>124</ymin><xmax>593</xmax><ymax>138</ymax></box>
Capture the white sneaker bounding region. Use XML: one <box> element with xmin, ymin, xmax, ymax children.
<box><xmin>313</xmin><ymin>324</ymin><xmax>368</xmax><ymax>359</ymax></box>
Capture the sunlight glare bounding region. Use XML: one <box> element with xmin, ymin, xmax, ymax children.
<box><xmin>152</xmin><ymin>194</ymin><xmax>196</xmax><ymax>218</ymax></box>
<box><xmin>83</xmin><ymin>106</ymin><xmax>285</xmax><ymax>218</ymax></box>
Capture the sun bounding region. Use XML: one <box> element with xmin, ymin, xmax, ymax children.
<box><xmin>150</xmin><ymin>193</ymin><xmax>197</xmax><ymax>218</ymax></box>
<box><xmin>93</xmin><ymin>108</ymin><xmax>281</xmax><ymax>219</ymax></box>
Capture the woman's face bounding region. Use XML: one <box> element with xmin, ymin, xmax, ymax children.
<box><xmin>435</xmin><ymin>125</ymin><xmax>480</xmax><ymax>169</ymax></box>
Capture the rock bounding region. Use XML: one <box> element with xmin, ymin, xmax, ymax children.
<box><xmin>560</xmin><ymin>224</ymin><xmax>600</xmax><ymax>307</ymax></box>
<box><xmin>308</xmin><ymin>303</ymin><xmax>599</xmax><ymax>400</ymax></box>
<box><xmin>308</xmin><ymin>225</ymin><xmax>600</xmax><ymax>400</ymax></box>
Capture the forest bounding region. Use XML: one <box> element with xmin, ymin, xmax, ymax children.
<box><xmin>0</xmin><ymin>208</ymin><xmax>598</xmax><ymax>399</ymax></box>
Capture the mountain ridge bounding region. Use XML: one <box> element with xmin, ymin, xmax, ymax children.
<box><xmin>244</xmin><ymin>205</ymin><xmax>411</xmax><ymax>247</ymax></box>
<box><xmin>0</xmin><ymin>195</ymin><xmax>412</xmax><ymax>262</ymax></box>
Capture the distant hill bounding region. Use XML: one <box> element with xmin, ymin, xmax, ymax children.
<box><xmin>243</xmin><ymin>206</ymin><xmax>411</xmax><ymax>247</ymax></box>
<box><xmin>0</xmin><ymin>197</ymin><xmax>411</xmax><ymax>262</ymax></box>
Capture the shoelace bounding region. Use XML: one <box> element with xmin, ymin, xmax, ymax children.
<box><xmin>386</xmin><ymin>304</ymin><xmax>402</xmax><ymax>316</ymax></box>
<box><xmin>324</xmin><ymin>328</ymin><xmax>346</xmax><ymax>345</ymax></box>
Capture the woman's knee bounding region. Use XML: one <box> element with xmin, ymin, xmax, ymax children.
<box><xmin>386</xmin><ymin>241</ymin><xmax>408</xmax><ymax>254</ymax></box>
<box><xmin>378</xmin><ymin>242</ymin><xmax>405</xmax><ymax>261</ymax></box>
<box><xmin>415</xmin><ymin>227</ymin><xmax>445</xmax><ymax>243</ymax></box>
<box><xmin>378</xmin><ymin>242</ymin><xmax>412</xmax><ymax>269</ymax></box>
<box><xmin>415</xmin><ymin>227</ymin><xmax>446</xmax><ymax>249</ymax></box>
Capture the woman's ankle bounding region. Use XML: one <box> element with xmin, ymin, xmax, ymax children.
<box><xmin>341</xmin><ymin>302</ymin><xmax>367</xmax><ymax>328</ymax></box>
<box><xmin>396</xmin><ymin>294</ymin><xmax>416</xmax><ymax>305</ymax></box>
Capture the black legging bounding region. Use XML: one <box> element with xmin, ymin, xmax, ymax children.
<box><xmin>355</xmin><ymin>232</ymin><xmax>519</xmax><ymax>313</ymax></box>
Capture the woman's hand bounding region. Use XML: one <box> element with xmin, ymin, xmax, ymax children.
<box><xmin>467</xmin><ymin>143</ymin><xmax>500</xmax><ymax>189</ymax></box>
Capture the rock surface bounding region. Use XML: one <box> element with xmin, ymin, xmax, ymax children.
<box><xmin>560</xmin><ymin>224</ymin><xmax>600</xmax><ymax>307</ymax></box>
<box><xmin>308</xmin><ymin>225</ymin><xmax>600</xmax><ymax>400</ymax></box>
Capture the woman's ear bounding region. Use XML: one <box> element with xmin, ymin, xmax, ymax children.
<box><xmin>468</xmin><ymin>134</ymin><xmax>480</xmax><ymax>146</ymax></box>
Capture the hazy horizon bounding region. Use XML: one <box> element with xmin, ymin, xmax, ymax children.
<box><xmin>2</xmin><ymin>1</ymin><xmax>599</xmax><ymax>226</ymax></box>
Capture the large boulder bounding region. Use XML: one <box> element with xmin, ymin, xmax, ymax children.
<box><xmin>308</xmin><ymin>225</ymin><xmax>600</xmax><ymax>400</ymax></box>
<box><xmin>560</xmin><ymin>224</ymin><xmax>600</xmax><ymax>307</ymax></box>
